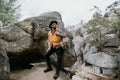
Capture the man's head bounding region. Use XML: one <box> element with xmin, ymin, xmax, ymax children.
<box><xmin>49</xmin><ymin>21</ymin><xmax>57</xmax><ymax>29</ymax></box>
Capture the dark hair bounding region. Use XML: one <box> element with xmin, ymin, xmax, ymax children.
<box><xmin>49</xmin><ymin>21</ymin><xmax>57</xmax><ymax>28</ymax></box>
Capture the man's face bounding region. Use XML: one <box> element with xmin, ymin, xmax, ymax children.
<box><xmin>51</xmin><ymin>23</ymin><xmax>57</xmax><ymax>28</ymax></box>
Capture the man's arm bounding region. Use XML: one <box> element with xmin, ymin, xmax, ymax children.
<box><xmin>56</xmin><ymin>29</ymin><xmax>67</xmax><ymax>38</ymax></box>
<box><xmin>56</xmin><ymin>32</ymin><xmax>66</xmax><ymax>38</ymax></box>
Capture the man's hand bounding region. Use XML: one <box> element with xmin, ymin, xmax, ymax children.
<box><xmin>56</xmin><ymin>32</ymin><xmax>67</xmax><ymax>38</ymax></box>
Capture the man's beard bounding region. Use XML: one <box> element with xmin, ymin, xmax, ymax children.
<box><xmin>53</xmin><ymin>27</ymin><xmax>56</xmax><ymax>29</ymax></box>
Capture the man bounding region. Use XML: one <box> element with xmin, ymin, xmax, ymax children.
<box><xmin>44</xmin><ymin>21</ymin><xmax>66</xmax><ymax>79</ymax></box>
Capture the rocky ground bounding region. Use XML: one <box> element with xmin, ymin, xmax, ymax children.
<box><xmin>10</xmin><ymin>66</ymin><xmax>55</xmax><ymax>80</ymax></box>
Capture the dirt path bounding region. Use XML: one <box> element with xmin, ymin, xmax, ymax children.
<box><xmin>11</xmin><ymin>67</ymin><xmax>55</xmax><ymax>80</ymax></box>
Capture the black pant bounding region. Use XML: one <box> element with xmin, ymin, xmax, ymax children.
<box><xmin>44</xmin><ymin>46</ymin><xmax>64</xmax><ymax>73</ymax></box>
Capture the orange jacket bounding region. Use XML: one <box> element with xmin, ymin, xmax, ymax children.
<box><xmin>48</xmin><ymin>28</ymin><xmax>62</xmax><ymax>47</ymax></box>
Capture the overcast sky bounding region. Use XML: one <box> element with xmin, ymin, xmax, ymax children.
<box><xmin>17</xmin><ymin>0</ymin><xmax>115</xmax><ymax>26</ymax></box>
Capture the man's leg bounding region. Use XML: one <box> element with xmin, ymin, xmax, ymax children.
<box><xmin>44</xmin><ymin>47</ymin><xmax>55</xmax><ymax>73</ymax></box>
<box><xmin>54</xmin><ymin>47</ymin><xmax>64</xmax><ymax>79</ymax></box>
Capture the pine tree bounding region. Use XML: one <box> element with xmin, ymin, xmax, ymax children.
<box><xmin>84</xmin><ymin>12</ymin><xmax>111</xmax><ymax>51</ymax></box>
<box><xmin>0</xmin><ymin>0</ymin><xmax>20</xmax><ymax>26</ymax></box>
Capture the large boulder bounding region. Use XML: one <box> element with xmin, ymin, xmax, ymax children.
<box><xmin>0</xmin><ymin>39</ymin><xmax>10</xmax><ymax>80</ymax></box>
<box><xmin>104</xmin><ymin>34</ymin><xmax>119</xmax><ymax>47</ymax></box>
<box><xmin>70</xmin><ymin>21</ymin><xmax>120</xmax><ymax>79</ymax></box>
<box><xmin>72</xmin><ymin>63</ymin><xmax>112</xmax><ymax>80</ymax></box>
<box><xmin>0</xmin><ymin>20</ymin><xmax>3</xmax><ymax>27</ymax></box>
<box><xmin>72</xmin><ymin>35</ymin><xmax>85</xmax><ymax>56</ymax></box>
<box><xmin>83</xmin><ymin>45</ymin><xmax>119</xmax><ymax>68</ymax></box>
<box><xmin>0</xmin><ymin>11</ymin><xmax>76</xmax><ymax>68</ymax></box>
<box><xmin>82</xmin><ymin>44</ymin><xmax>120</xmax><ymax>77</ymax></box>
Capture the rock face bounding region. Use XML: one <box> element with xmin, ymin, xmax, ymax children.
<box><xmin>0</xmin><ymin>39</ymin><xmax>10</xmax><ymax>80</ymax></box>
<box><xmin>70</xmin><ymin>20</ymin><xmax>120</xmax><ymax>80</ymax></box>
<box><xmin>0</xmin><ymin>11</ymin><xmax>64</xmax><ymax>55</ymax></box>
<box><xmin>83</xmin><ymin>44</ymin><xmax>120</xmax><ymax>77</ymax></box>
<box><xmin>104</xmin><ymin>34</ymin><xmax>119</xmax><ymax>47</ymax></box>
<box><xmin>0</xmin><ymin>11</ymin><xmax>76</xmax><ymax>70</ymax></box>
<box><xmin>72</xmin><ymin>36</ymin><xmax>85</xmax><ymax>56</ymax></box>
<box><xmin>0</xmin><ymin>20</ymin><xmax>3</xmax><ymax>27</ymax></box>
<box><xmin>84</xmin><ymin>45</ymin><xmax>118</xmax><ymax>68</ymax></box>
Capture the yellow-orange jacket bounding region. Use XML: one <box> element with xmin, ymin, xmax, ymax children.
<box><xmin>48</xmin><ymin>28</ymin><xmax>62</xmax><ymax>47</ymax></box>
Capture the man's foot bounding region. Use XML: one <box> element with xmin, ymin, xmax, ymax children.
<box><xmin>44</xmin><ymin>68</ymin><xmax>53</xmax><ymax>73</ymax></box>
<box><xmin>53</xmin><ymin>72</ymin><xmax>59</xmax><ymax>79</ymax></box>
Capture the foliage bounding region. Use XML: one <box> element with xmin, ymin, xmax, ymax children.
<box><xmin>0</xmin><ymin>0</ymin><xmax>20</xmax><ymax>26</ymax></box>
<box><xmin>111</xmin><ymin>13</ymin><xmax>120</xmax><ymax>37</ymax></box>
<box><xmin>84</xmin><ymin>12</ymin><xmax>111</xmax><ymax>51</ymax></box>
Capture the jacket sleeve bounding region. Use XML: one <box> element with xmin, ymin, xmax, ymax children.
<box><xmin>56</xmin><ymin>28</ymin><xmax>67</xmax><ymax>38</ymax></box>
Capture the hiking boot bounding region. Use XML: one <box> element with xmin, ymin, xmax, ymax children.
<box><xmin>53</xmin><ymin>72</ymin><xmax>59</xmax><ymax>79</ymax></box>
<box><xmin>44</xmin><ymin>68</ymin><xmax>53</xmax><ymax>73</ymax></box>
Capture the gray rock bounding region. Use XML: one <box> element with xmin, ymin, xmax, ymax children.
<box><xmin>0</xmin><ymin>20</ymin><xmax>3</xmax><ymax>27</ymax></box>
<box><xmin>84</xmin><ymin>46</ymin><xmax>119</xmax><ymax>68</ymax></box>
<box><xmin>0</xmin><ymin>39</ymin><xmax>10</xmax><ymax>80</ymax></box>
<box><xmin>57</xmin><ymin>72</ymin><xmax>70</xmax><ymax>80</ymax></box>
<box><xmin>83</xmin><ymin>43</ymin><xmax>90</xmax><ymax>56</ymax></box>
<box><xmin>0</xmin><ymin>25</ymin><xmax>33</xmax><ymax>53</ymax></box>
<box><xmin>93</xmin><ymin>65</ymin><xmax>119</xmax><ymax>77</ymax></box>
<box><xmin>72</xmin><ymin>63</ymin><xmax>116</xmax><ymax>80</ymax></box>
<box><xmin>72</xmin><ymin>75</ymin><xmax>86</xmax><ymax>80</ymax></box>
<box><xmin>72</xmin><ymin>36</ymin><xmax>85</xmax><ymax>56</ymax></box>
<box><xmin>104</xmin><ymin>34</ymin><xmax>119</xmax><ymax>47</ymax></box>
<box><xmin>102</xmin><ymin>68</ymin><xmax>118</xmax><ymax>77</ymax></box>
<box><xmin>93</xmin><ymin>65</ymin><xmax>101</xmax><ymax>74</ymax></box>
